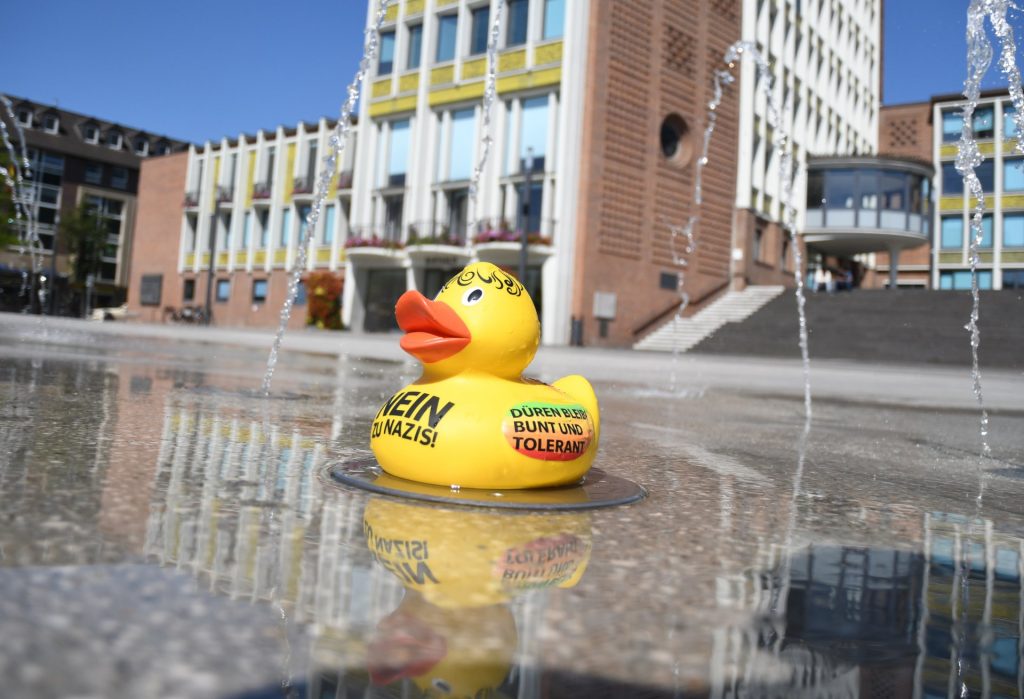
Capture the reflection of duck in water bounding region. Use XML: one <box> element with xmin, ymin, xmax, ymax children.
<box><xmin>362</xmin><ymin>499</ymin><xmax>592</xmax><ymax>696</ymax></box>
<box><xmin>371</xmin><ymin>262</ymin><xmax>600</xmax><ymax>490</ymax></box>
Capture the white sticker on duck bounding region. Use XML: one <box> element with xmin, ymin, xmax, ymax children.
<box><xmin>502</xmin><ymin>401</ymin><xmax>593</xmax><ymax>461</ymax></box>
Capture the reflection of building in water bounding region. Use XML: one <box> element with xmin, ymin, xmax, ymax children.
<box><xmin>710</xmin><ymin>512</ymin><xmax>1024</xmax><ymax>698</ymax></box>
<box><xmin>142</xmin><ymin>404</ymin><xmax>576</xmax><ymax>697</ymax></box>
<box><xmin>0</xmin><ymin>358</ymin><xmax>123</xmax><ymax>565</ymax></box>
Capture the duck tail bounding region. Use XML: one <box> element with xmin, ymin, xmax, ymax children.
<box><xmin>552</xmin><ymin>375</ymin><xmax>600</xmax><ymax>441</ymax></box>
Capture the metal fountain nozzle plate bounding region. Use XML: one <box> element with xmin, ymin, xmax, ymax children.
<box><xmin>327</xmin><ymin>459</ymin><xmax>647</xmax><ymax>510</ymax></box>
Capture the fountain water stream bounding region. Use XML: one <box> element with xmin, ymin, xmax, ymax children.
<box><xmin>260</xmin><ymin>0</ymin><xmax>392</xmax><ymax>395</ymax></box>
<box><xmin>673</xmin><ymin>42</ymin><xmax>812</xmax><ymax>417</ymax></box>
<box><xmin>958</xmin><ymin>0</ymin><xmax>1024</xmax><ymax>456</ymax></box>
<box><xmin>466</xmin><ymin>0</ymin><xmax>504</xmax><ymax>248</ymax></box>
<box><xmin>0</xmin><ymin>94</ymin><xmax>44</xmax><ymax>311</ymax></box>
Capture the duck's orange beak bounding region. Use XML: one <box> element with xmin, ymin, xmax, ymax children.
<box><xmin>396</xmin><ymin>291</ymin><xmax>471</xmax><ymax>363</ymax></box>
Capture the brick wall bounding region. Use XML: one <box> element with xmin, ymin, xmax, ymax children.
<box><xmin>127</xmin><ymin>153</ymin><xmax>188</xmax><ymax>323</ymax></box>
<box><xmin>874</xmin><ymin>102</ymin><xmax>934</xmax><ymax>287</ymax></box>
<box><xmin>573</xmin><ymin>0</ymin><xmax>741</xmax><ymax>347</ymax></box>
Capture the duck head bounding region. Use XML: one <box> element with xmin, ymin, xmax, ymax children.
<box><xmin>395</xmin><ymin>262</ymin><xmax>540</xmax><ymax>379</ymax></box>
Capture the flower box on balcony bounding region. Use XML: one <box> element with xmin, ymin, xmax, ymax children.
<box><xmin>337</xmin><ymin>171</ymin><xmax>354</xmax><ymax>190</ymax></box>
<box><xmin>183</xmin><ymin>192</ymin><xmax>200</xmax><ymax>208</ymax></box>
<box><xmin>344</xmin><ymin>235</ymin><xmax>404</xmax><ymax>251</ymax></box>
<box><xmin>292</xmin><ymin>177</ymin><xmax>313</xmax><ymax>195</ymax></box>
<box><xmin>252</xmin><ymin>182</ymin><xmax>272</xmax><ymax>200</ymax></box>
<box><xmin>473</xmin><ymin>229</ymin><xmax>552</xmax><ymax>246</ymax></box>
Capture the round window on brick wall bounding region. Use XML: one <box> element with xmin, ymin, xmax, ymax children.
<box><xmin>660</xmin><ymin>113</ymin><xmax>692</xmax><ymax>167</ymax></box>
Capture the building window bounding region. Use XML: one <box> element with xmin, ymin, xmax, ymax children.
<box><xmin>506</xmin><ymin>0</ymin><xmax>529</xmax><ymax>46</ymax></box>
<box><xmin>134</xmin><ymin>138</ymin><xmax>149</xmax><ymax>156</ymax></box>
<box><xmin>448</xmin><ymin>108</ymin><xmax>475</xmax><ymax>181</ymax></box>
<box><xmin>107</xmin><ymin>131</ymin><xmax>123</xmax><ymax>150</ymax></box>
<box><xmin>940</xmin><ymin>216</ymin><xmax>963</xmax><ymax>249</ymax></box>
<box><xmin>979</xmin><ymin>214</ymin><xmax>994</xmax><ymax>248</ymax></box>
<box><xmin>252</xmin><ymin>279</ymin><xmax>268</xmax><ymax>303</ymax></box>
<box><xmin>186</xmin><ymin>214</ymin><xmax>198</xmax><ymax>251</ymax></box>
<box><xmin>158</xmin><ymin>142</ymin><xmax>172</xmax><ymax>155</ymax></box>
<box><xmin>324</xmin><ymin>204</ymin><xmax>336</xmax><ymax>244</ymax></box>
<box><xmin>258</xmin><ymin>209</ymin><xmax>269</xmax><ymax>248</ymax></box>
<box><xmin>42</xmin><ymin>114</ymin><xmax>58</xmax><ymax>133</ymax></box>
<box><xmin>446</xmin><ymin>188</ymin><xmax>469</xmax><ymax>238</ymax></box>
<box><xmin>407</xmin><ymin>24</ymin><xmax>423</xmax><ymax>69</ymax></box>
<box><xmin>976</xmin><ymin>159</ymin><xmax>995</xmax><ymax>191</ymax></box>
<box><xmin>543</xmin><ymin>0</ymin><xmax>565</xmax><ymax>39</ymax></box>
<box><xmin>183</xmin><ymin>278</ymin><xmax>196</xmax><ymax>302</ymax></box>
<box><xmin>383</xmin><ymin>194</ymin><xmax>404</xmax><ymax>241</ymax></box>
<box><xmin>216</xmin><ymin>279</ymin><xmax>230</xmax><ymax>302</ymax></box>
<box><xmin>974</xmin><ymin>106</ymin><xmax>995</xmax><ymax>139</ymax></box>
<box><xmin>111</xmin><ymin>166</ymin><xmax>128</xmax><ymax>189</ymax></box>
<box><xmin>942</xmin><ymin>162</ymin><xmax>963</xmax><ymax>196</ymax></box>
<box><xmin>84</xmin><ymin>162</ymin><xmax>103</xmax><ymax>185</ymax></box>
<box><xmin>298</xmin><ymin>205</ymin><xmax>312</xmax><ymax>243</ymax></box>
<box><xmin>1004</xmin><ymin>157</ymin><xmax>1024</xmax><ymax>191</ymax></box>
<box><xmin>942</xmin><ymin>110</ymin><xmax>963</xmax><ymax>143</ymax></box>
<box><xmin>83</xmin><ymin>124</ymin><xmax>99</xmax><ymax>143</ymax></box>
<box><xmin>1005</xmin><ymin>105</ymin><xmax>1018</xmax><ymax>138</ymax></box>
<box><xmin>470</xmin><ymin>6</ymin><xmax>490</xmax><ymax>55</ymax></box>
<box><xmin>295</xmin><ymin>282</ymin><xmax>307</xmax><ymax>306</ymax></box>
<box><xmin>16</xmin><ymin>109</ymin><xmax>32</xmax><ymax>127</ymax></box>
<box><xmin>379</xmin><ymin>31</ymin><xmax>396</xmax><ymax>75</ymax></box>
<box><xmin>517</xmin><ymin>181</ymin><xmax>543</xmax><ymax>234</ymax></box>
<box><xmin>1004</xmin><ymin>213</ymin><xmax>1024</xmax><ymax>247</ymax></box>
<box><xmin>387</xmin><ymin>119</ymin><xmax>410</xmax><ymax>187</ymax></box>
<box><xmin>518</xmin><ymin>96</ymin><xmax>549</xmax><ymax>173</ymax></box>
<box><xmin>242</xmin><ymin>211</ymin><xmax>252</xmax><ymax>248</ymax></box>
<box><xmin>436</xmin><ymin>14</ymin><xmax>458</xmax><ymax>62</ymax></box>
<box><xmin>753</xmin><ymin>224</ymin><xmax>765</xmax><ymax>263</ymax></box>
<box><xmin>940</xmin><ymin>270</ymin><xmax>991</xmax><ymax>290</ymax></box>
<box><xmin>1003</xmin><ymin>270</ymin><xmax>1024</xmax><ymax>288</ymax></box>
<box><xmin>280</xmin><ymin>207</ymin><xmax>292</xmax><ymax>246</ymax></box>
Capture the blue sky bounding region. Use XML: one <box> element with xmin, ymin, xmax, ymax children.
<box><xmin>3</xmin><ymin>1</ymin><xmax>1024</xmax><ymax>144</ymax></box>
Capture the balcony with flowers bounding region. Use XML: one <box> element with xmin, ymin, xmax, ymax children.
<box><xmin>216</xmin><ymin>186</ymin><xmax>234</xmax><ymax>205</ymax></box>
<box><xmin>252</xmin><ymin>181</ymin><xmax>272</xmax><ymax>201</ymax></box>
<box><xmin>292</xmin><ymin>176</ymin><xmax>314</xmax><ymax>200</ymax></box>
<box><xmin>343</xmin><ymin>225</ymin><xmax>406</xmax><ymax>265</ymax></box>
<box><xmin>404</xmin><ymin>220</ymin><xmax>472</xmax><ymax>262</ymax></box>
<box><xmin>472</xmin><ymin>218</ymin><xmax>556</xmax><ymax>265</ymax></box>
<box><xmin>183</xmin><ymin>190</ymin><xmax>200</xmax><ymax>209</ymax></box>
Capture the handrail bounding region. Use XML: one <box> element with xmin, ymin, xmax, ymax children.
<box><xmin>631</xmin><ymin>279</ymin><xmax>731</xmax><ymax>338</ymax></box>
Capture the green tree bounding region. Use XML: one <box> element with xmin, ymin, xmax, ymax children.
<box><xmin>60</xmin><ymin>201</ymin><xmax>107</xmax><ymax>285</ymax></box>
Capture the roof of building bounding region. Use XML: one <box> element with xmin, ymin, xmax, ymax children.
<box><xmin>1</xmin><ymin>94</ymin><xmax>192</xmax><ymax>167</ymax></box>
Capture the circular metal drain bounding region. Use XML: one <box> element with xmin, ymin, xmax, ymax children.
<box><xmin>327</xmin><ymin>459</ymin><xmax>647</xmax><ymax>511</ymax></box>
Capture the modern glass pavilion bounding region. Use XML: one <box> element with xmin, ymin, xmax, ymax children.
<box><xmin>804</xmin><ymin>156</ymin><xmax>934</xmax><ymax>289</ymax></box>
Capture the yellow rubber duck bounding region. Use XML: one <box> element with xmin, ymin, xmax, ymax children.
<box><xmin>370</xmin><ymin>262</ymin><xmax>600</xmax><ymax>489</ymax></box>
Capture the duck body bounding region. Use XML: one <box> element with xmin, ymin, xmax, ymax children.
<box><xmin>370</xmin><ymin>262</ymin><xmax>600</xmax><ymax>490</ymax></box>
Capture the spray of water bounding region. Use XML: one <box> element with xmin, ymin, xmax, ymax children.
<box><xmin>666</xmin><ymin>67</ymin><xmax>734</xmax><ymax>391</ymax></box>
<box><xmin>959</xmin><ymin>0</ymin><xmax>1024</xmax><ymax>456</ymax></box>
<box><xmin>0</xmin><ymin>94</ymin><xmax>44</xmax><ymax>309</ymax></box>
<box><xmin>672</xmin><ymin>42</ymin><xmax>812</xmax><ymax>416</ymax></box>
<box><xmin>466</xmin><ymin>0</ymin><xmax>504</xmax><ymax>247</ymax></box>
<box><xmin>260</xmin><ymin>0</ymin><xmax>391</xmax><ymax>396</ymax></box>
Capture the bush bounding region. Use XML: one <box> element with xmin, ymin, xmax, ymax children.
<box><xmin>304</xmin><ymin>271</ymin><xmax>343</xmax><ymax>330</ymax></box>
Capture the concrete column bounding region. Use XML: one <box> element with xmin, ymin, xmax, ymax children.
<box><xmin>889</xmin><ymin>247</ymin><xmax>900</xmax><ymax>290</ymax></box>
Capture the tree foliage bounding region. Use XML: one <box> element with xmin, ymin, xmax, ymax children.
<box><xmin>60</xmin><ymin>201</ymin><xmax>107</xmax><ymax>285</ymax></box>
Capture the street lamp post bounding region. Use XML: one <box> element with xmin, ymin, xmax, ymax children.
<box><xmin>519</xmin><ymin>147</ymin><xmax>534</xmax><ymax>289</ymax></box>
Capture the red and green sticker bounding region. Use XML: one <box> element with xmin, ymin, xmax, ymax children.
<box><xmin>502</xmin><ymin>401</ymin><xmax>593</xmax><ymax>461</ymax></box>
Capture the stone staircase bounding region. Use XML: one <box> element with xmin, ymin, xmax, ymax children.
<box><xmin>634</xmin><ymin>285</ymin><xmax>786</xmax><ymax>353</ymax></box>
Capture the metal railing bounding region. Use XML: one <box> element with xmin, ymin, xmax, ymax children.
<box><xmin>216</xmin><ymin>186</ymin><xmax>234</xmax><ymax>203</ymax></box>
<box><xmin>252</xmin><ymin>181</ymin><xmax>272</xmax><ymax>200</ymax></box>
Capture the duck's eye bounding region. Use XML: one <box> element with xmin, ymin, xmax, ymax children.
<box><xmin>462</xmin><ymin>287</ymin><xmax>484</xmax><ymax>306</ymax></box>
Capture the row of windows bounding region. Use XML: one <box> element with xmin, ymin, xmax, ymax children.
<box><xmin>374</xmin><ymin>94</ymin><xmax>551</xmax><ymax>191</ymax></box>
<box><xmin>941</xmin><ymin>104</ymin><xmax>1020</xmax><ymax>143</ymax></box>
<box><xmin>186</xmin><ymin>203</ymin><xmax>343</xmax><ymax>252</ymax></box>
<box><xmin>940</xmin><ymin>214</ymin><xmax>1024</xmax><ymax>249</ymax></box>
<box><xmin>182</xmin><ymin>277</ymin><xmax>301</xmax><ymax>306</ymax></box>
<box><xmin>378</xmin><ymin>0</ymin><xmax>564</xmax><ymax>75</ymax></box>
<box><xmin>84</xmin><ymin>162</ymin><xmax>130</xmax><ymax>189</ymax></box>
<box><xmin>15</xmin><ymin>108</ymin><xmax>171</xmax><ymax>155</ymax></box>
<box><xmin>941</xmin><ymin>158</ymin><xmax>1024</xmax><ymax>195</ymax></box>
<box><xmin>937</xmin><ymin>270</ymin><xmax>1024</xmax><ymax>290</ymax></box>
